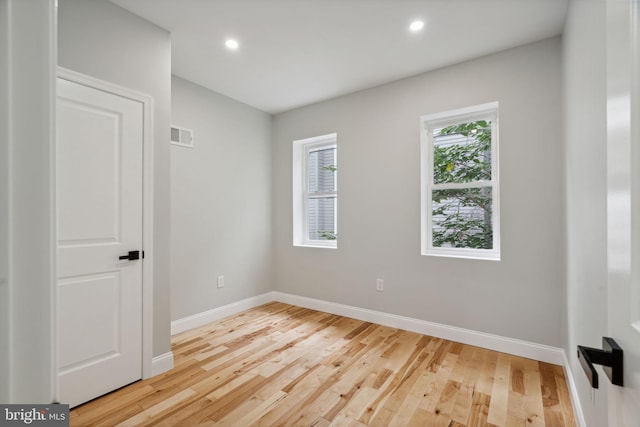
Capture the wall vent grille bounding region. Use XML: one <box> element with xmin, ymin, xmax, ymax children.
<box><xmin>171</xmin><ymin>125</ymin><xmax>193</xmax><ymax>148</ymax></box>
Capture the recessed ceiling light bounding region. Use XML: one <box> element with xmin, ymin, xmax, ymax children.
<box><xmin>409</xmin><ymin>20</ymin><xmax>424</xmax><ymax>32</ymax></box>
<box><xmin>225</xmin><ymin>39</ymin><xmax>239</xmax><ymax>50</ymax></box>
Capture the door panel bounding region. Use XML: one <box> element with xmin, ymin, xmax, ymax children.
<box><xmin>58</xmin><ymin>273</ymin><xmax>121</xmax><ymax>371</ymax></box>
<box><xmin>57</xmin><ymin>100</ymin><xmax>121</xmax><ymax>244</ymax></box>
<box><xmin>56</xmin><ymin>77</ymin><xmax>143</xmax><ymax>408</ymax></box>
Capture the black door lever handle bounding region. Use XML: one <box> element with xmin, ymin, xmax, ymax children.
<box><xmin>119</xmin><ymin>250</ymin><xmax>141</xmax><ymax>261</ymax></box>
<box><xmin>577</xmin><ymin>337</ymin><xmax>623</xmax><ymax>388</ymax></box>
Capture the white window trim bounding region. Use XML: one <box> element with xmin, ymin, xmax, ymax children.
<box><xmin>420</xmin><ymin>102</ymin><xmax>500</xmax><ymax>261</ymax></box>
<box><xmin>293</xmin><ymin>133</ymin><xmax>337</xmax><ymax>248</ymax></box>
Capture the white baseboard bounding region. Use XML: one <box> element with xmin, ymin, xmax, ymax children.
<box><xmin>271</xmin><ymin>291</ymin><xmax>565</xmax><ymax>365</ymax></box>
<box><xmin>149</xmin><ymin>351</ymin><xmax>174</xmax><ymax>378</ymax></box>
<box><xmin>171</xmin><ymin>292</ymin><xmax>275</xmax><ymax>335</ymax></box>
<box><xmin>562</xmin><ymin>351</ymin><xmax>587</xmax><ymax>427</ymax></box>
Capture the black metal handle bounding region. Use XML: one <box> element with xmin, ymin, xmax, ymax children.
<box><xmin>577</xmin><ymin>337</ymin><xmax>623</xmax><ymax>388</ymax></box>
<box><xmin>119</xmin><ymin>250</ymin><xmax>141</xmax><ymax>261</ymax></box>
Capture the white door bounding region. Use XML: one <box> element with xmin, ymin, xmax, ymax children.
<box><xmin>606</xmin><ymin>0</ymin><xmax>640</xmax><ymax>425</ymax></box>
<box><xmin>56</xmin><ymin>77</ymin><xmax>144</xmax><ymax>408</ymax></box>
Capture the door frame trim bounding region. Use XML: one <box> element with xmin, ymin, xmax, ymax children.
<box><xmin>56</xmin><ymin>66</ymin><xmax>155</xmax><ymax>379</ymax></box>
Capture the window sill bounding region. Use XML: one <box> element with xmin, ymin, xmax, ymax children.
<box><xmin>422</xmin><ymin>250</ymin><xmax>500</xmax><ymax>261</ymax></box>
<box><xmin>294</xmin><ymin>243</ymin><xmax>337</xmax><ymax>249</ymax></box>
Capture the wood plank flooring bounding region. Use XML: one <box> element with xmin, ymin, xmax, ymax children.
<box><xmin>70</xmin><ymin>302</ymin><xmax>576</xmax><ymax>426</ymax></box>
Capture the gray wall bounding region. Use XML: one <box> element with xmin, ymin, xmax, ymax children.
<box><xmin>273</xmin><ymin>37</ymin><xmax>565</xmax><ymax>347</ymax></box>
<box><xmin>171</xmin><ymin>76</ymin><xmax>273</xmax><ymax>320</ymax></box>
<box><xmin>58</xmin><ymin>0</ymin><xmax>172</xmax><ymax>356</ymax></box>
<box><xmin>562</xmin><ymin>1</ymin><xmax>608</xmax><ymax>424</ymax></box>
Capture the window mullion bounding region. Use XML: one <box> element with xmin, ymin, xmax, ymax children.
<box><xmin>308</xmin><ymin>192</ymin><xmax>337</xmax><ymax>199</ymax></box>
<box><xmin>431</xmin><ymin>181</ymin><xmax>494</xmax><ymax>191</ymax></box>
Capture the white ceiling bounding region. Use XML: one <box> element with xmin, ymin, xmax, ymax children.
<box><xmin>111</xmin><ymin>0</ymin><xmax>568</xmax><ymax>114</ymax></box>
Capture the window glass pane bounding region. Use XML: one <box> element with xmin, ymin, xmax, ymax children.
<box><xmin>307</xmin><ymin>197</ymin><xmax>336</xmax><ymax>240</ymax></box>
<box><xmin>308</xmin><ymin>147</ymin><xmax>336</xmax><ymax>193</ymax></box>
<box><xmin>432</xmin><ymin>187</ymin><xmax>493</xmax><ymax>249</ymax></box>
<box><xmin>433</xmin><ymin>120</ymin><xmax>491</xmax><ymax>184</ymax></box>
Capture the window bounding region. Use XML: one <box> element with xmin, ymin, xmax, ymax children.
<box><xmin>293</xmin><ymin>133</ymin><xmax>337</xmax><ymax>248</ymax></box>
<box><xmin>420</xmin><ymin>103</ymin><xmax>500</xmax><ymax>260</ymax></box>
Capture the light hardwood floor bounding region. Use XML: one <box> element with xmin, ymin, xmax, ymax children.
<box><xmin>70</xmin><ymin>302</ymin><xmax>576</xmax><ymax>426</ymax></box>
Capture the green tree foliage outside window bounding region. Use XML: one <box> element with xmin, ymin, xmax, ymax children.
<box><xmin>318</xmin><ymin>230</ymin><xmax>337</xmax><ymax>240</ymax></box>
<box><xmin>432</xmin><ymin>120</ymin><xmax>493</xmax><ymax>249</ymax></box>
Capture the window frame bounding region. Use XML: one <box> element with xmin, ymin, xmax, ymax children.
<box><xmin>420</xmin><ymin>102</ymin><xmax>500</xmax><ymax>260</ymax></box>
<box><xmin>293</xmin><ymin>133</ymin><xmax>337</xmax><ymax>248</ymax></box>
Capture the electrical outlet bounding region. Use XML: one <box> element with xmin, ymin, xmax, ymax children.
<box><xmin>217</xmin><ymin>275</ymin><xmax>224</xmax><ymax>288</ymax></box>
<box><xmin>376</xmin><ymin>278</ymin><xmax>384</xmax><ymax>292</ymax></box>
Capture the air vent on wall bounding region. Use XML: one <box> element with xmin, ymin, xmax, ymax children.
<box><xmin>171</xmin><ymin>125</ymin><xmax>193</xmax><ymax>148</ymax></box>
